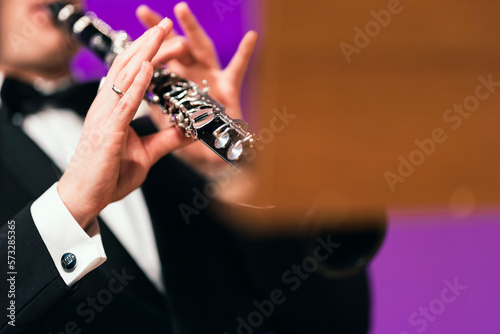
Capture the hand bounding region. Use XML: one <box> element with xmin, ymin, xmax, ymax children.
<box><xmin>136</xmin><ymin>2</ymin><xmax>258</xmax><ymax>167</ymax></box>
<box><xmin>58</xmin><ymin>19</ymin><xmax>191</xmax><ymax>229</ymax></box>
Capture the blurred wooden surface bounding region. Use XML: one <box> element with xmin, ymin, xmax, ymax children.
<box><xmin>242</xmin><ymin>0</ymin><xmax>500</xmax><ymax>224</ymax></box>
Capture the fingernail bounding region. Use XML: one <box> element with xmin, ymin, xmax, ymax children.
<box><xmin>148</xmin><ymin>26</ymin><xmax>159</xmax><ymax>41</ymax></box>
<box><xmin>158</xmin><ymin>17</ymin><xmax>171</xmax><ymax>29</ymax></box>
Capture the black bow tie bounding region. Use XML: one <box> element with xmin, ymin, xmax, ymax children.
<box><xmin>1</xmin><ymin>77</ymin><xmax>100</xmax><ymax>121</ymax></box>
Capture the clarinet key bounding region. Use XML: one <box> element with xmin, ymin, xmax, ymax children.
<box><xmin>227</xmin><ymin>140</ymin><xmax>244</xmax><ymax>161</ymax></box>
<box><xmin>213</xmin><ymin>124</ymin><xmax>231</xmax><ymax>149</ymax></box>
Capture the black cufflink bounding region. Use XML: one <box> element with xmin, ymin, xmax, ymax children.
<box><xmin>61</xmin><ymin>252</ymin><xmax>77</xmax><ymax>272</ymax></box>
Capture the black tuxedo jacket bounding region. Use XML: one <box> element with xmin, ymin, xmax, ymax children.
<box><xmin>0</xmin><ymin>102</ymin><xmax>384</xmax><ymax>334</ymax></box>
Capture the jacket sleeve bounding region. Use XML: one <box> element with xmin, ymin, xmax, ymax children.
<box><xmin>0</xmin><ymin>205</ymin><xmax>75</xmax><ymax>333</ymax></box>
<box><xmin>213</xmin><ymin>199</ymin><xmax>387</xmax><ymax>275</ymax></box>
<box><xmin>309</xmin><ymin>216</ymin><xmax>387</xmax><ymax>277</ymax></box>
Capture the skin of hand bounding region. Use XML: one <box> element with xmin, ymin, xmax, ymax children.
<box><xmin>135</xmin><ymin>2</ymin><xmax>258</xmax><ymax>166</ymax></box>
<box><xmin>57</xmin><ymin>18</ymin><xmax>192</xmax><ymax>230</ymax></box>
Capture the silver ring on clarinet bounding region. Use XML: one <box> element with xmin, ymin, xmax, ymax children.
<box><xmin>112</xmin><ymin>84</ymin><xmax>124</xmax><ymax>97</ymax></box>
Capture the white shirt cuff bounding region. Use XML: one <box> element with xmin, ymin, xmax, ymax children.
<box><xmin>30</xmin><ymin>183</ymin><xmax>107</xmax><ymax>286</ymax></box>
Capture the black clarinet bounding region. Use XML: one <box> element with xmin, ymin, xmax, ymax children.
<box><xmin>47</xmin><ymin>2</ymin><xmax>258</xmax><ymax>166</ymax></box>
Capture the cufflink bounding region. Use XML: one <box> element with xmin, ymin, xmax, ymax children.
<box><xmin>61</xmin><ymin>252</ymin><xmax>77</xmax><ymax>272</ymax></box>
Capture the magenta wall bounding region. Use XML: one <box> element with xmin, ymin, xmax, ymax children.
<box><xmin>76</xmin><ymin>2</ymin><xmax>500</xmax><ymax>333</ymax></box>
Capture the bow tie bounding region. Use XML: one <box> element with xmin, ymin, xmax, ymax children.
<box><xmin>1</xmin><ymin>77</ymin><xmax>100</xmax><ymax>121</ymax></box>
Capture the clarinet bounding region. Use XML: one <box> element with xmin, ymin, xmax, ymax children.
<box><xmin>47</xmin><ymin>2</ymin><xmax>258</xmax><ymax>166</ymax></box>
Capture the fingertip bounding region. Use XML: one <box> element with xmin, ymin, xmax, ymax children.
<box><xmin>247</xmin><ymin>30</ymin><xmax>259</xmax><ymax>41</ymax></box>
<box><xmin>239</xmin><ymin>31</ymin><xmax>258</xmax><ymax>54</ymax></box>
<box><xmin>141</xmin><ymin>60</ymin><xmax>152</xmax><ymax>71</ymax></box>
<box><xmin>174</xmin><ymin>2</ymin><xmax>190</xmax><ymax>18</ymax></box>
<box><xmin>175</xmin><ymin>2</ymin><xmax>189</xmax><ymax>12</ymax></box>
<box><xmin>148</xmin><ymin>21</ymin><xmax>169</xmax><ymax>42</ymax></box>
<box><xmin>158</xmin><ymin>17</ymin><xmax>173</xmax><ymax>31</ymax></box>
<box><xmin>136</xmin><ymin>4</ymin><xmax>164</xmax><ymax>29</ymax></box>
<box><xmin>136</xmin><ymin>5</ymin><xmax>148</xmax><ymax>26</ymax></box>
<box><xmin>244</xmin><ymin>31</ymin><xmax>259</xmax><ymax>48</ymax></box>
<box><xmin>136</xmin><ymin>4</ymin><xmax>150</xmax><ymax>16</ymax></box>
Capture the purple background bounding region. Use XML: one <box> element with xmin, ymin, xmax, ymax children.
<box><xmin>369</xmin><ymin>211</ymin><xmax>500</xmax><ymax>334</ymax></box>
<box><xmin>75</xmin><ymin>0</ymin><xmax>260</xmax><ymax>82</ymax></box>
<box><xmin>77</xmin><ymin>1</ymin><xmax>500</xmax><ymax>333</ymax></box>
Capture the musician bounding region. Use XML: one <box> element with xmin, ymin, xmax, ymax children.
<box><xmin>0</xmin><ymin>1</ymin><xmax>384</xmax><ymax>333</ymax></box>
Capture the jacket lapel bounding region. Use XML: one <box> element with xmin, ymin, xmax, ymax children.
<box><xmin>0</xmin><ymin>107</ymin><xmax>61</xmax><ymax>200</ymax></box>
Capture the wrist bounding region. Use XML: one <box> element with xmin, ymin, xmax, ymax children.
<box><xmin>57</xmin><ymin>177</ymin><xmax>99</xmax><ymax>230</ymax></box>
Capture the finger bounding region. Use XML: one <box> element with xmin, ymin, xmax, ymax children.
<box><xmin>142</xmin><ymin>126</ymin><xmax>192</xmax><ymax>165</ymax></box>
<box><xmin>106</xmin><ymin>23</ymin><xmax>168</xmax><ymax>105</ymax></box>
<box><xmin>225</xmin><ymin>31</ymin><xmax>258</xmax><ymax>88</ymax></box>
<box><xmin>105</xmin><ymin>18</ymin><xmax>171</xmax><ymax>85</ymax></box>
<box><xmin>112</xmin><ymin>61</ymin><xmax>154</xmax><ymax>128</ymax></box>
<box><xmin>86</xmin><ymin>25</ymin><xmax>163</xmax><ymax>121</ymax></box>
<box><xmin>136</xmin><ymin>5</ymin><xmax>162</xmax><ymax>28</ymax></box>
<box><xmin>151</xmin><ymin>36</ymin><xmax>195</xmax><ymax>67</ymax></box>
<box><xmin>136</xmin><ymin>5</ymin><xmax>178</xmax><ymax>38</ymax></box>
<box><xmin>105</xmin><ymin>26</ymin><xmax>155</xmax><ymax>79</ymax></box>
<box><xmin>174</xmin><ymin>2</ymin><xmax>219</xmax><ymax>67</ymax></box>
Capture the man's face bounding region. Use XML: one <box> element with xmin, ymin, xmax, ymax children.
<box><xmin>0</xmin><ymin>0</ymin><xmax>83</xmax><ymax>75</ymax></box>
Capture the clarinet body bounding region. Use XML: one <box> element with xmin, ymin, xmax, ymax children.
<box><xmin>48</xmin><ymin>3</ymin><xmax>258</xmax><ymax>166</ymax></box>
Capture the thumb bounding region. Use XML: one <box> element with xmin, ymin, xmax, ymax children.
<box><xmin>141</xmin><ymin>126</ymin><xmax>192</xmax><ymax>165</ymax></box>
